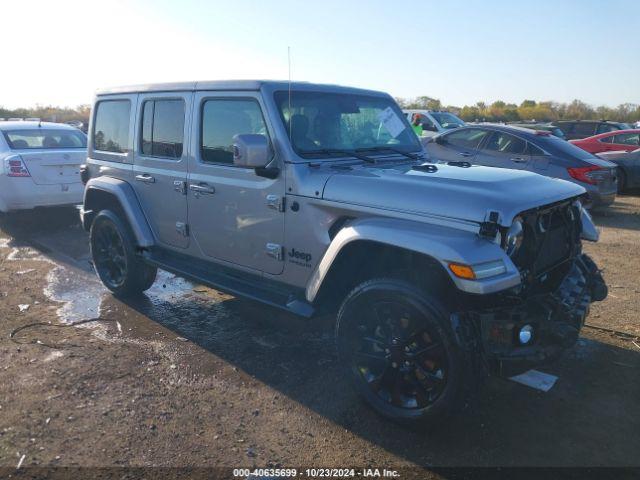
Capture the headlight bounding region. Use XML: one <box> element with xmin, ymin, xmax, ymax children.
<box><xmin>505</xmin><ymin>217</ymin><xmax>524</xmax><ymax>257</ymax></box>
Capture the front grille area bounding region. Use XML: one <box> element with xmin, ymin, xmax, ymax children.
<box><xmin>511</xmin><ymin>200</ymin><xmax>582</xmax><ymax>282</ymax></box>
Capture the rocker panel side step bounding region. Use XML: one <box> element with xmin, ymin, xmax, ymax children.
<box><xmin>142</xmin><ymin>247</ymin><xmax>315</xmax><ymax>318</ymax></box>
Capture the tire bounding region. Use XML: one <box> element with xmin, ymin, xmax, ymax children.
<box><xmin>617</xmin><ymin>169</ymin><xmax>626</xmax><ymax>194</ymax></box>
<box><xmin>335</xmin><ymin>278</ymin><xmax>474</xmax><ymax>427</ymax></box>
<box><xmin>90</xmin><ymin>210</ymin><xmax>157</xmax><ymax>297</ymax></box>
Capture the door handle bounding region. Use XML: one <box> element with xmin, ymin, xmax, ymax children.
<box><xmin>458</xmin><ymin>152</ymin><xmax>472</xmax><ymax>157</ymax></box>
<box><xmin>511</xmin><ymin>157</ymin><xmax>528</xmax><ymax>163</ymax></box>
<box><xmin>189</xmin><ymin>183</ymin><xmax>215</xmax><ymax>195</ymax></box>
<box><xmin>135</xmin><ymin>174</ymin><xmax>156</xmax><ymax>183</ymax></box>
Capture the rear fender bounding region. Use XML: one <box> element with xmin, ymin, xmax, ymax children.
<box><xmin>82</xmin><ymin>177</ymin><xmax>154</xmax><ymax>248</ymax></box>
<box><xmin>306</xmin><ymin>217</ymin><xmax>521</xmax><ymax>300</ymax></box>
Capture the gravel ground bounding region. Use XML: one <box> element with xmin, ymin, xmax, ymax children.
<box><xmin>0</xmin><ymin>197</ymin><xmax>639</xmax><ymax>478</ymax></box>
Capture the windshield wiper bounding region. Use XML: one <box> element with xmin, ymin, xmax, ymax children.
<box><xmin>299</xmin><ymin>148</ymin><xmax>377</xmax><ymax>163</ymax></box>
<box><xmin>355</xmin><ymin>146</ymin><xmax>422</xmax><ymax>160</ymax></box>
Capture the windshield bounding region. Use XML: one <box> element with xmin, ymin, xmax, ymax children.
<box><xmin>4</xmin><ymin>129</ymin><xmax>87</xmax><ymax>149</ymax></box>
<box><xmin>274</xmin><ymin>91</ymin><xmax>421</xmax><ymax>158</ymax></box>
<box><xmin>430</xmin><ymin>112</ymin><xmax>464</xmax><ymax>129</ymax></box>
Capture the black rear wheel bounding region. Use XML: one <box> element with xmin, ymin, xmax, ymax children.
<box><xmin>336</xmin><ymin>278</ymin><xmax>472</xmax><ymax>426</ymax></box>
<box><xmin>90</xmin><ymin>210</ymin><xmax>157</xmax><ymax>297</ymax></box>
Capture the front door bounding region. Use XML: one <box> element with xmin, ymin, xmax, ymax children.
<box><xmin>429</xmin><ymin>128</ymin><xmax>490</xmax><ymax>163</ymax></box>
<box><xmin>187</xmin><ymin>92</ymin><xmax>285</xmax><ymax>275</ymax></box>
<box><xmin>474</xmin><ymin>131</ymin><xmax>531</xmax><ymax>170</ymax></box>
<box><xmin>133</xmin><ymin>92</ymin><xmax>192</xmax><ymax>249</ymax></box>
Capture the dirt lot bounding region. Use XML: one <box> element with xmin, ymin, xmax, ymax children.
<box><xmin>0</xmin><ymin>196</ymin><xmax>639</xmax><ymax>478</ymax></box>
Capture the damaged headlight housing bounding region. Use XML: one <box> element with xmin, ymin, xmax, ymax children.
<box><xmin>504</xmin><ymin>217</ymin><xmax>524</xmax><ymax>257</ymax></box>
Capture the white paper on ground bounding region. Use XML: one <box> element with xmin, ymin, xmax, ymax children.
<box><xmin>509</xmin><ymin>369</ymin><xmax>558</xmax><ymax>392</ymax></box>
<box><xmin>377</xmin><ymin>107</ymin><xmax>406</xmax><ymax>138</ymax></box>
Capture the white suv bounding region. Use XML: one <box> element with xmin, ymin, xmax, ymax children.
<box><xmin>403</xmin><ymin>109</ymin><xmax>465</xmax><ymax>138</ymax></box>
<box><xmin>0</xmin><ymin>122</ymin><xmax>86</xmax><ymax>212</ymax></box>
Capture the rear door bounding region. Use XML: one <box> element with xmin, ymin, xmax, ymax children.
<box><xmin>133</xmin><ymin>92</ymin><xmax>191</xmax><ymax>249</ymax></box>
<box><xmin>427</xmin><ymin>127</ymin><xmax>490</xmax><ymax>162</ymax></box>
<box><xmin>473</xmin><ymin>131</ymin><xmax>530</xmax><ymax>169</ymax></box>
<box><xmin>187</xmin><ymin>91</ymin><xmax>285</xmax><ymax>275</ymax></box>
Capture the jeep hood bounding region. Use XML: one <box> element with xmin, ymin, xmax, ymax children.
<box><xmin>322</xmin><ymin>163</ymin><xmax>585</xmax><ymax>226</ymax></box>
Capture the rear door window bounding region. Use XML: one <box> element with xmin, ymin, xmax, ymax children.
<box><xmin>527</xmin><ymin>142</ymin><xmax>546</xmax><ymax>156</ymax></box>
<box><xmin>445</xmin><ymin>128</ymin><xmax>489</xmax><ymax>150</ymax></box>
<box><xmin>141</xmin><ymin>99</ymin><xmax>185</xmax><ymax>159</ymax></box>
<box><xmin>611</xmin><ymin>133</ymin><xmax>640</xmax><ymax>146</ymax></box>
<box><xmin>573</xmin><ymin>123</ymin><xmax>596</xmax><ymax>137</ymax></box>
<box><xmin>555</xmin><ymin>123</ymin><xmax>573</xmax><ymax>135</ymax></box>
<box><xmin>483</xmin><ymin>132</ymin><xmax>527</xmax><ymax>154</ymax></box>
<box><xmin>93</xmin><ymin>100</ymin><xmax>131</xmax><ymax>153</ymax></box>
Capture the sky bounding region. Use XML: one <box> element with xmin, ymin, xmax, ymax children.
<box><xmin>1</xmin><ymin>0</ymin><xmax>638</xmax><ymax>109</ymax></box>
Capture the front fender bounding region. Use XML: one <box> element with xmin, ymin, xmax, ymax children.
<box><xmin>83</xmin><ymin>177</ymin><xmax>155</xmax><ymax>248</ymax></box>
<box><xmin>306</xmin><ymin>217</ymin><xmax>521</xmax><ymax>301</ymax></box>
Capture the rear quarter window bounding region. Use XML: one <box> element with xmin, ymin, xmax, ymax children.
<box><xmin>93</xmin><ymin>100</ymin><xmax>131</xmax><ymax>154</ymax></box>
<box><xmin>543</xmin><ymin>135</ymin><xmax>598</xmax><ymax>161</ymax></box>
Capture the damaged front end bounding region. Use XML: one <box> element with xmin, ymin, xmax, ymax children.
<box><xmin>453</xmin><ymin>200</ymin><xmax>608</xmax><ymax>376</ymax></box>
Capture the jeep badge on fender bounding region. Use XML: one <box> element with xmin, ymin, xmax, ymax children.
<box><xmin>81</xmin><ymin>80</ymin><xmax>607</xmax><ymax>427</ymax></box>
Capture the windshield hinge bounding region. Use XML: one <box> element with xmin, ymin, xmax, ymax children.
<box><xmin>266</xmin><ymin>194</ymin><xmax>285</xmax><ymax>212</ymax></box>
<box><xmin>175</xmin><ymin>222</ymin><xmax>189</xmax><ymax>237</ymax></box>
<box><xmin>479</xmin><ymin>211</ymin><xmax>500</xmax><ymax>240</ymax></box>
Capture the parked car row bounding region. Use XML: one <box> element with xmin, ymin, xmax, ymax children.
<box><xmin>424</xmin><ymin>124</ymin><xmax>618</xmax><ymax>208</ymax></box>
<box><xmin>551</xmin><ymin>120</ymin><xmax>632</xmax><ymax>140</ymax></box>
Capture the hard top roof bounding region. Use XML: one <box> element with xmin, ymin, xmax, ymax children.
<box><xmin>96</xmin><ymin>80</ymin><xmax>388</xmax><ymax>97</ymax></box>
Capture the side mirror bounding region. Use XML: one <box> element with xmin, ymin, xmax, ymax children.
<box><xmin>233</xmin><ymin>134</ymin><xmax>270</xmax><ymax>168</ymax></box>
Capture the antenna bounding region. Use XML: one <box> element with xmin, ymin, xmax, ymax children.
<box><xmin>288</xmin><ymin>46</ymin><xmax>292</xmax><ymax>141</ymax></box>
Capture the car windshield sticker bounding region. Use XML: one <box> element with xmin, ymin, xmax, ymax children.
<box><xmin>377</xmin><ymin>107</ymin><xmax>406</xmax><ymax>138</ymax></box>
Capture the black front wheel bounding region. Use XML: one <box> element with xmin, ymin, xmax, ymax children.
<box><xmin>90</xmin><ymin>210</ymin><xmax>157</xmax><ymax>297</ymax></box>
<box><xmin>336</xmin><ymin>278</ymin><xmax>473</xmax><ymax>426</ymax></box>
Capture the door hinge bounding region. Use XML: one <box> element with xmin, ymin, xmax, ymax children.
<box><xmin>266</xmin><ymin>194</ymin><xmax>285</xmax><ymax>212</ymax></box>
<box><xmin>174</xmin><ymin>180</ymin><xmax>187</xmax><ymax>195</ymax></box>
<box><xmin>176</xmin><ymin>222</ymin><xmax>189</xmax><ymax>237</ymax></box>
<box><xmin>265</xmin><ymin>243</ymin><xmax>284</xmax><ymax>261</ymax></box>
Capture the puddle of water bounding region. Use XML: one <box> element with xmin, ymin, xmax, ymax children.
<box><xmin>44</xmin><ymin>265</ymin><xmax>106</xmax><ymax>323</ymax></box>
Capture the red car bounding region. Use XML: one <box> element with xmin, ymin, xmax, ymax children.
<box><xmin>570</xmin><ymin>129</ymin><xmax>640</xmax><ymax>154</ymax></box>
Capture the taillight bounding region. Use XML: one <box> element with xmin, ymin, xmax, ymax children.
<box><xmin>4</xmin><ymin>155</ymin><xmax>31</xmax><ymax>177</ymax></box>
<box><xmin>567</xmin><ymin>166</ymin><xmax>602</xmax><ymax>185</ymax></box>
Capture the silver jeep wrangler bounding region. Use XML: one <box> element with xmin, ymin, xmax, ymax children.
<box><xmin>80</xmin><ymin>81</ymin><xmax>607</xmax><ymax>425</ymax></box>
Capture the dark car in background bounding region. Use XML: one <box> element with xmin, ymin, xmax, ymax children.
<box><xmin>596</xmin><ymin>148</ymin><xmax>640</xmax><ymax>193</ymax></box>
<box><xmin>425</xmin><ymin>124</ymin><xmax>618</xmax><ymax>208</ymax></box>
<box><xmin>551</xmin><ymin>120</ymin><xmax>632</xmax><ymax>140</ymax></box>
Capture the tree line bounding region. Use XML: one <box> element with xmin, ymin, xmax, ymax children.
<box><xmin>0</xmin><ymin>105</ymin><xmax>91</xmax><ymax>124</ymax></box>
<box><xmin>395</xmin><ymin>96</ymin><xmax>640</xmax><ymax>124</ymax></box>
<box><xmin>2</xmin><ymin>98</ymin><xmax>640</xmax><ymax>125</ymax></box>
